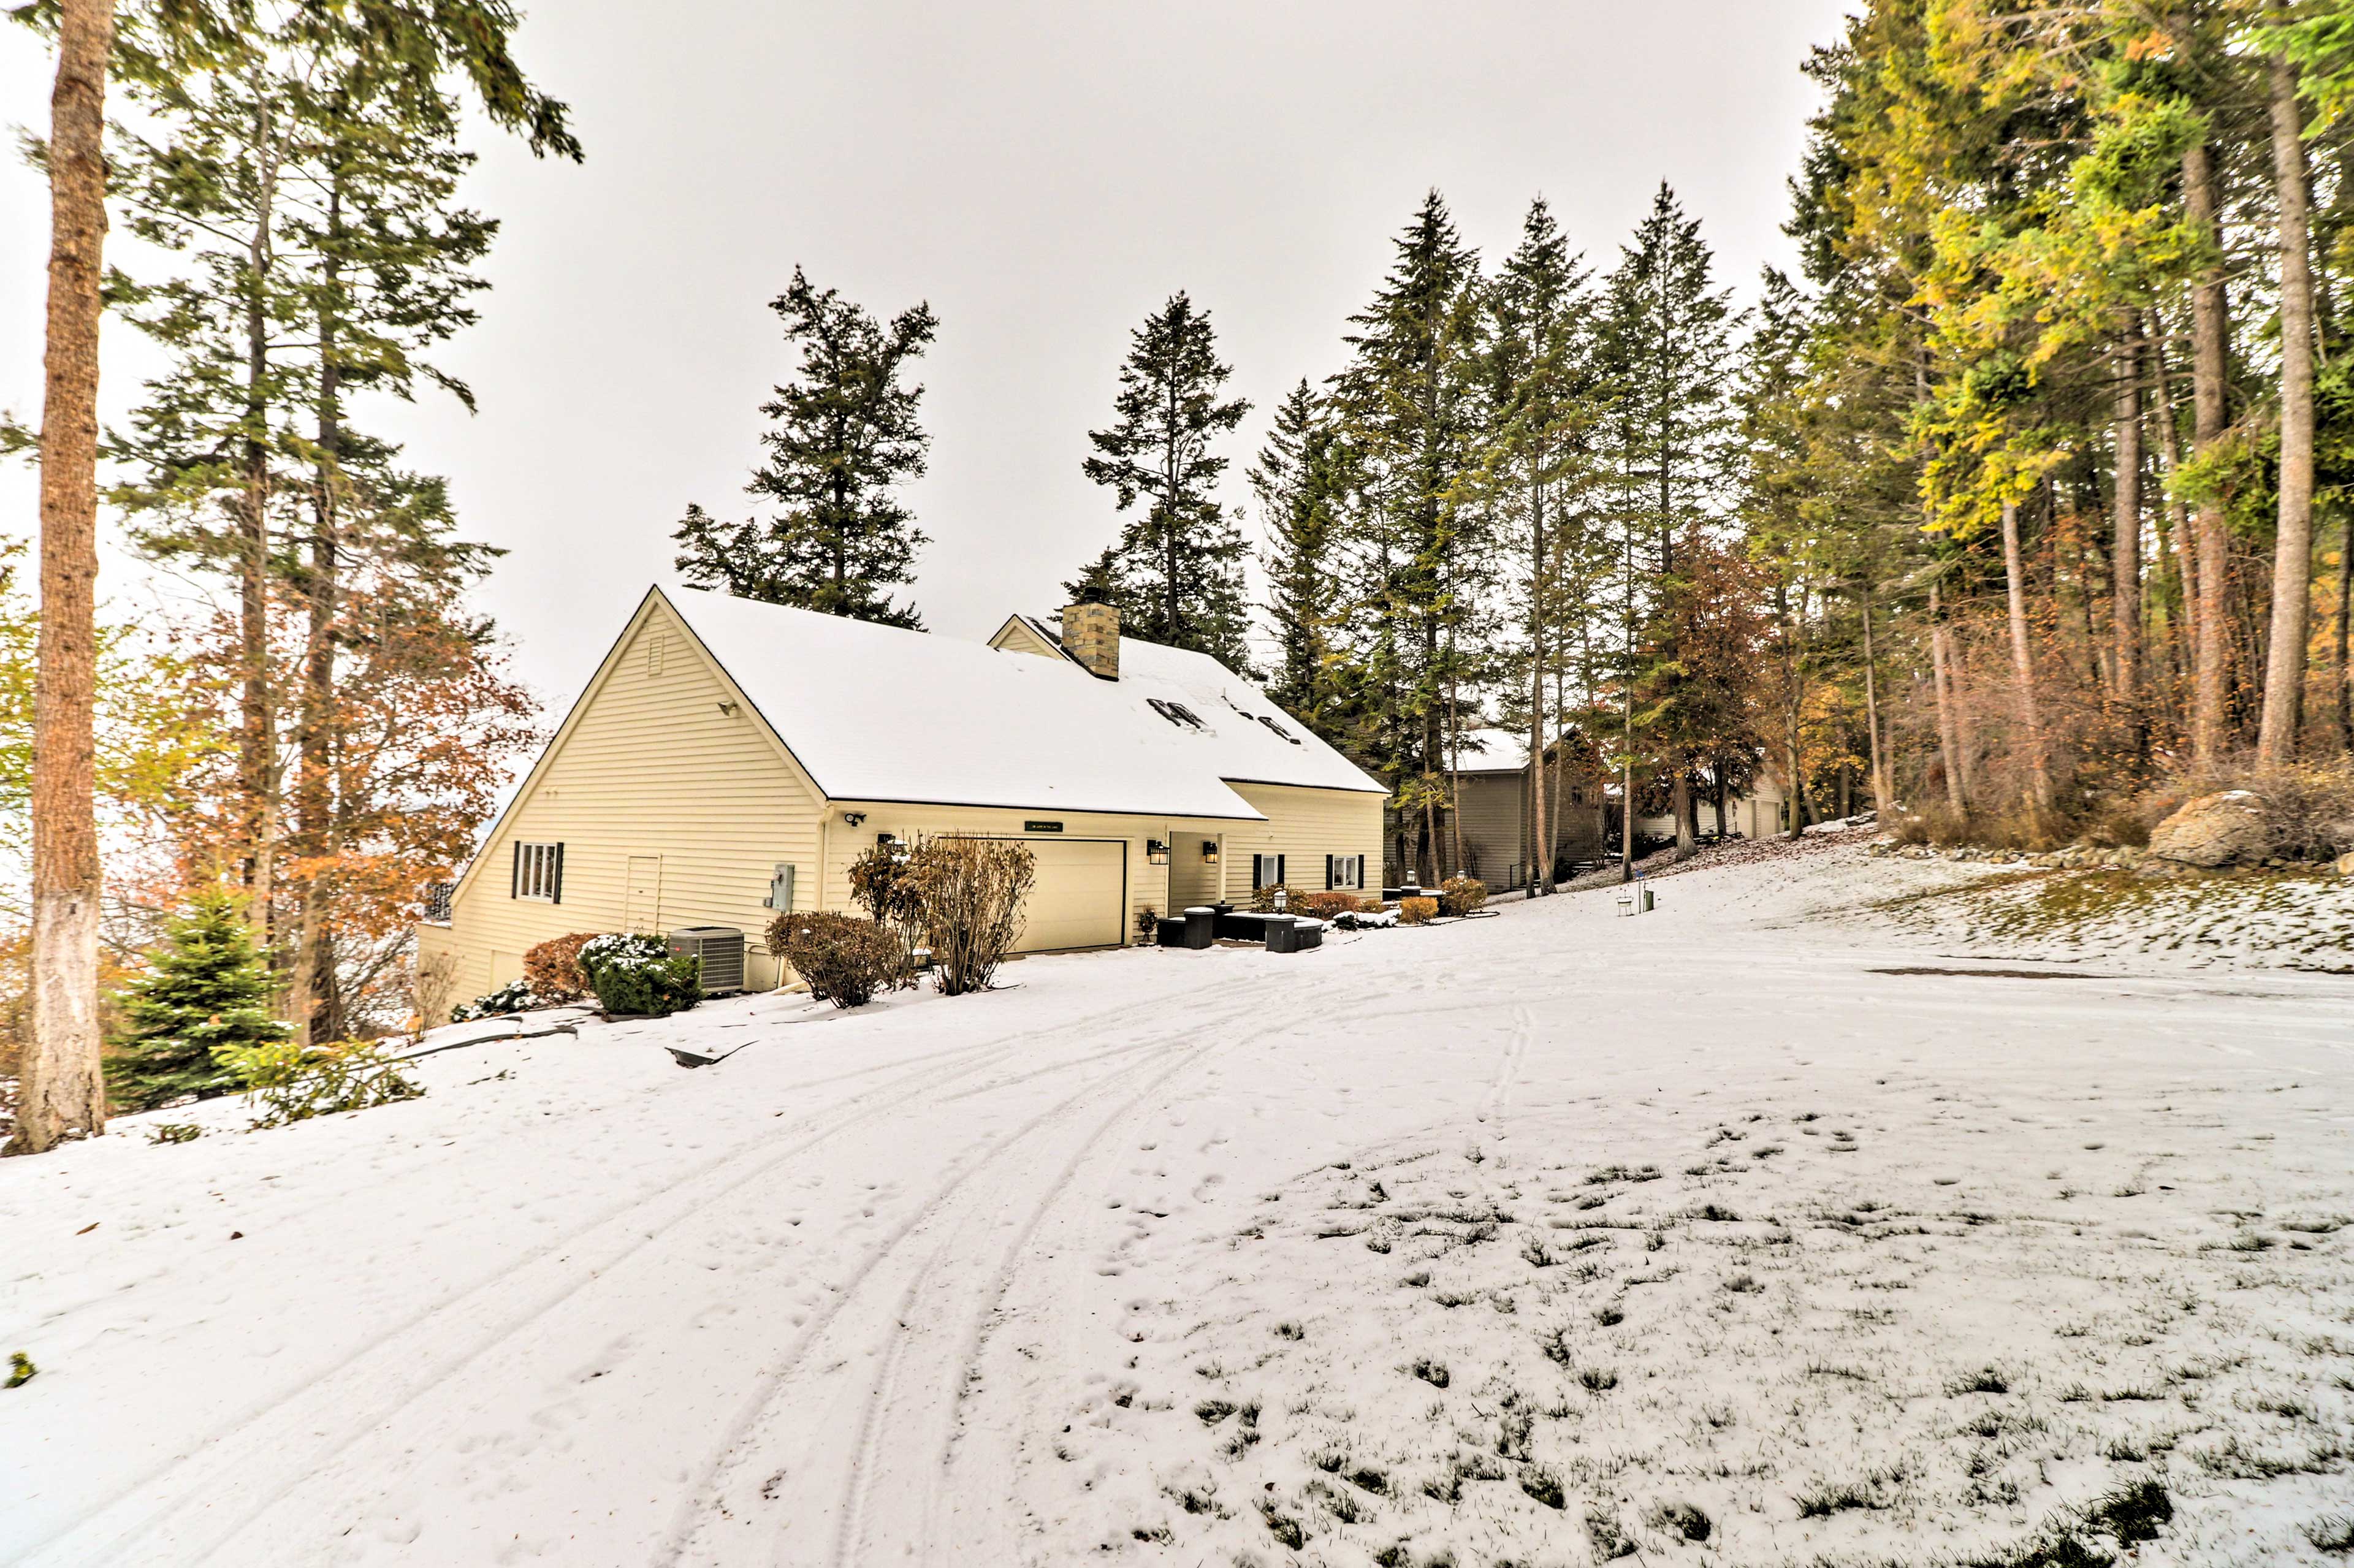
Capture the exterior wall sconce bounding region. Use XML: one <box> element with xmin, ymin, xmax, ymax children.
<box><xmin>1146</xmin><ymin>839</ymin><xmax>1169</xmax><ymax>865</ymax></box>
<box><xmin>843</xmin><ymin>811</ymin><xmax>866</xmax><ymax>827</ymax></box>
<box><xmin>1201</xmin><ymin>840</ymin><xmax>1219</xmax><ymax>864</ymax></box>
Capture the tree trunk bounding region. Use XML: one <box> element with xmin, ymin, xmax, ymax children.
<box><xmin>10</xmin><ymin>0</ymin><xmax>116</xmax><ymax>1157</ymax></box>
<box><xmin>240</xmin><ymin>88</ymin><xmax>283</xmax><ymax>951</ymax></box>
<box><xmin>2112</xmin><ymin>323</ymin><xmax>2144</xmax><ymax>731</ymax></box>
<box><xmin>2260</xmin><ymin>44</ymin><xmax>2317</xmax><ymax>766</ymax></box>
<box><xmin>1930</xmin><ymin>580</ymin><xmax>1968</xmax><ymax>812</ymax></box>
<box><xmin>1858</xmin><ymin>573</ymin><xmax>1889</xmax><ymax>815</ymax></box>
<box><xmin>292</xmin><ymin>175</ymin><xmax>344</xmax><ymax>1046</ymax></box>
<box><xmin>2336</xmin><ymin>513</ymin><xmax>2353</xmax><ymax>753</ymax></box>
<box><xmin>2147</xmin><ymin>307</ymin><xmax>2196</xmax><ymax>699</ymax></box>
<box><xmin>2182</xmin><ymin>132</ymin><xmax>2234</xmax><ymax>767</ymax></box>
<box><xmin>1527</xmin><ymin>468</ymin><xmax>1548</xmax><ymax>892</ymax></box>
<box><xmin>2002</xmin><ymin>498</ymin><xmax>2055</xmax><ymax>812</ymax></box>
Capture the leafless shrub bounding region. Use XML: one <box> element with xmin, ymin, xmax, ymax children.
<box><xmin>907</xmin><ymin>835</ymin><xmax>1035</xmax><ymax>995</ymax></box>
<box><xmin>411</xmin><ymin>950</ymin><xmax>460</xmax><ymax>1032</ymax></box>
<box><xmin>522</xmin><ymin>932</ymin><xmax>599</xmax><ymax>1003</ymax></box>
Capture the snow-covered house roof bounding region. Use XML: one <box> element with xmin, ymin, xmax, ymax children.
<box><xmin>1452</xmin><ymin>727</ymin><xmax>1533</xmax><ymax>772</ymax></box>
<box><xmin>669</xmin><ymin>589</ymin><xmax>1374</xmax><ymax>821</ymax></box>
<box><xmin>993</xmin><ymin>612</ymin><xmax>1385</xmax><ymax>797</ymax></box>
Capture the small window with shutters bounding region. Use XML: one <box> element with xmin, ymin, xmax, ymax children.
<box><xmin>1251</xmin><ymin>853</ymin><xmax>1285</xmax><ymax>890</ymax></box>
<box><xmin>1325</xmin><ymin>854</ymin><xmax>1365</xmax><ymax>891</ymax></box>
<box><xmin>512</xmin><ymin>842</ymin><xmax>563</xmax><ymax>902</ymax></box>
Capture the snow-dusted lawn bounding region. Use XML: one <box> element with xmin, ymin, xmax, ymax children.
<box><xmin>3</xmin><ymin>847</ymin><xmax>2350</xmax><ymax>1567</ymax></box>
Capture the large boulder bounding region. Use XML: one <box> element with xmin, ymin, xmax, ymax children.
<box><xmin>2147</xmin><ymin>790</ymin><xmax>2268</xmax><ymax>868</ymax></box>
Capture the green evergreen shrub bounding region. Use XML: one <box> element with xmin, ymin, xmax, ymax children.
<box><xmin>107</xmin><ymin>888</ymin><xmax>289</xmax><ymax>1113</ymax></box>
<box><xmin>451</xmin><ymin>978</ymin><xmax>540</xmax><ymax>1021</ymax></box>
<box><xmin>577</xmin><ymin>934</ymin><xmax>701</xmax><ymax>1017</ymax></box>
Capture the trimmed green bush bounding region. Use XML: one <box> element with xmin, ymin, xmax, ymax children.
<box><xmin>577</xmin><ymin>934</ymin><xmax>702</xmax><ymax>1017</ymax></box>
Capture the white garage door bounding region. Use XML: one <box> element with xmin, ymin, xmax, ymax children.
<box><xmin>1011</xmin><ymin>838</ymin><xmax>1126</xmax><ymax>953</ymax></box>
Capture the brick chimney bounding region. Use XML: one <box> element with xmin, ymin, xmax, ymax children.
<box><xmin>1061</xmin><ymin>601</ymin><xmax>1120</xmax><ymax>680</ymax></box>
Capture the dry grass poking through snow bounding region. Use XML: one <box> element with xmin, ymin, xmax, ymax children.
<box><xmin>1064</xmin><ymin>1087</ymin><xmax>2354</xmax><ymax>1567</ymax></box>
<box><xmin>1868</xmin><ymin>868</ymin><xmax>2354</xmax><ymax>972</ymax></box>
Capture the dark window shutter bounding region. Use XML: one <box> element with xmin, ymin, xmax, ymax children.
<box><xmin>1276</xmin><ymin>854</ymin><xmax>1285</xmax><ymax>888</ymax></box>
<box><xmin>552</xmin><ymin>843</ymin><xmax>564</xmax><ymax>904</ymax></box>
<box><xmin>511</xmin><ymin>842</ymin><xmax>521</xmax><ymax>899</ymax></box>
<box><xmin>1251</xmin><ymin>855</ymin><xmax>1263</xmax><ymax>891</ymax></box>
<box><xmin>1325</xmin><ymin>854</ymin><xmax>1336</xmax><ymax>889</ymax></box>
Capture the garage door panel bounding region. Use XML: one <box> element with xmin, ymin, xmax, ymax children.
<box><xmin>1010</xmin><ymin>839</ymin><xmax>1125</xmax><ymax>952</ymax></box>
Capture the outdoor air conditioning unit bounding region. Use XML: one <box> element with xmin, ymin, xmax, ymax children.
<box><xmin>667</xmin><ymin>926</ymin><xmax>745</xmax><ymax>995</ymax></box>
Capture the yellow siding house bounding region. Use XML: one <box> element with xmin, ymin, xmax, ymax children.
<box><xmin>419</xmin><ymin>589</ymin><xmax>1385</xmax><ymax>1009</ymax></box>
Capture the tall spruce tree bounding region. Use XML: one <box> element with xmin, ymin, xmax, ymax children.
<box><xmin>103</xmin><ymin>6</ymin><xmax>569</xmax><ymax>1046</ymax></box>
<box><xmin>1253</xmin><ymin>381</ymin><xmax>1349</xmax><ymax>736</ymax></box>
<box><xmin>1070</xmin><ymin>291</ymin><xmax>1256</xmax><ymax>672</ymax></box>
<box><xmin>1600</xmin><ymin>183</ymin><xmax>1740</xmax><ymax>858</ymax></box>
<box><xmin>1331</xmin><ymin>191</ymin><xmax>1487</xmax><ymax>881</ymax></box>
<box><xmin>677</xmin><ymin>268</ymin><xmax>937</xmax><ymax>629</ymax></box>
<box><xmin>1480</xmin><ymin>197</ymin><xmax>1598</xmax><ymax>891</ymax></box>
<box><xmin>108</xmin><ymin>888</ymin><xmax>289</xmax><ymax>1111</ymax></box>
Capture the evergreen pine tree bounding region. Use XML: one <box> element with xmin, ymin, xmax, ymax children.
<box><xmin>109</xmin><ymin>888</ymin><xmax>291</xmax><ymax>1111</ymax></box>
<box><xmin>1599</xmin><ymin>183</ymin><xmax>1740</xmax><ymax>856</ymax></box>
<box><xmin>677</xmin><ymin>268</ymin><xmax>937</xmax><ymax>629</ymax></box>
<box><xmin>1330</xmin><ymin>190</ymin><xmax>1487</xmax><ymax>880</ymax></box>
<box><xmin>1071</xmin><ymin>291</ymin><xmax>1256</xmax><ymax>672</ymax></box>
<box><xmin>1480</xmin><ymin>198</ymin><xmax>1598</xmax><ymax>889</ymax></box>
<box><xmin>1252</xmin><ymin>381</ymin><xmax>1349</xmax><ymax>736</ymax></box>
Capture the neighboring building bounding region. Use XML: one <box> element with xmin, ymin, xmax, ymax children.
<box><xmin>1444</xmin><ymin>728</ymin><xmax>1607</xmax><ymax>891</ymax></box>
<box><xmin>1629</xmin><ymin>766</ymin><xmax>1791</xmax><ymax>847</ymax></box>
<box><xmin>419</xmin><ymin>588</ymin><xmax>1386</xmax><ymax>1006</ymax></box>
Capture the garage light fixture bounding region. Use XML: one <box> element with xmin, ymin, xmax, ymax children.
<box><xmin>1146</xmin><ymin>839</ymin><xmax>1169</xmax><ymax>865</ymax></box>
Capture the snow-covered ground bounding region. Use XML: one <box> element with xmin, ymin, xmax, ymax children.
<box><xmin>3</xmin><ymin>845</ymin><xmax>2349</xmax><ymax>1567</ymax></box>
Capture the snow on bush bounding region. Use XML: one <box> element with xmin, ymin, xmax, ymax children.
<box><xmin>450</xmin><ymin>978</ymin><xmax>540</xmax><ymax>1021</ymax></box>
<box><xmin>577</xmin><ymin>934</ymin><xmax>701</xmax><ymax>1018</ymax></box>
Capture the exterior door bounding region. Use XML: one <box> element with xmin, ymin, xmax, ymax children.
<box><xmin>625</xmin><ymin>855</ymin><xmax>663</xmax><ymax>933</ymax></box>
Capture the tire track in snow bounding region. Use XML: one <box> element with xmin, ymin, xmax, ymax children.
<box><xmin>23</xmin><ymin>983</ymin><xmax>1216</xmax><ymax>1568</ymax></box>
<box><xmin>827</xmin><ymin>967</ymin><xmax>1371</xmax><ymax>1567</ymax></box>
<box><xmin>653</xmin><ymin>983</ymin><xmax>1297</xmax><ymax>1568</ymax></box>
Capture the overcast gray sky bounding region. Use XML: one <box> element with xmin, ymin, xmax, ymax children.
<box><xmin>2</xmin><ymin>0</ymin><xmax>1854</xmax><ymax>712</ymax></box>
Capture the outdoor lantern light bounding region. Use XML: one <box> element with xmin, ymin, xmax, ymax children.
<box><xmin>1273</xmin><ymin>886</ymin><xmax>1289</xmax><ymax>913</ymax></box>
<box><xmin>1146</xmin><ymin>839</ymin><xmax>1169</xmax><ymax>865</ymax></box>
<box><xmin>1202</xmin><ymin>840</ymin><xmax>1219</xmax><ymax>864</ymax></box>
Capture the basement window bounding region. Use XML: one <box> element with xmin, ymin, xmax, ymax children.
<box><xmin>512</xmin><ymin>841</ymin><xmax>563</xmax><ymax>903</ymax></box>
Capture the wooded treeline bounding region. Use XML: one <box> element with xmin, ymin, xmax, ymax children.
<box><xmin>6</xmin><ymin>0</ymin><xmax>573</xmax><ymax>1152</ymax></box>
<box><xmin>1763</xmin><ymin>0</ymin><xmax>2354</xmax><ymax>840</ymax></box>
